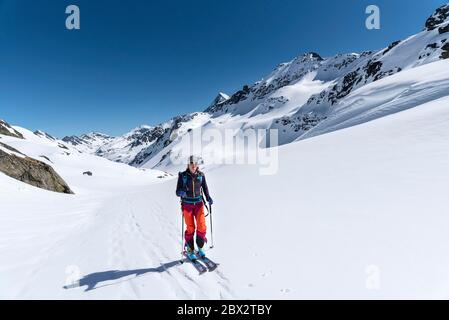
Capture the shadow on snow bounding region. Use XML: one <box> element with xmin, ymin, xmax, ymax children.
<box><xmin>63</xmin><ymin>259</ymin><xmax>186</xmax><ymax>292</ymax></box>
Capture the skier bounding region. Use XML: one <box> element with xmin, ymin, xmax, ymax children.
<box><xmin>176</xmin><ymin>155</ymin><xmax>213</xmax><ymax>261</ymax></box>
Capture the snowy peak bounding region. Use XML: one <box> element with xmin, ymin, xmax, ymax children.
<box><xmin>129</xmin><ymin>112</ymin><xmax>210</xmax><ymax>167</ymax></box>
<box><xmin>204</xmin><ymin>53</ymin><xmax>328</xmax><ymax>115</ymax></box>
<box><xmin>62</xmin><ymin>132</ymin><xmax>114</xmax><ymax>153</ymax></box>
<box><xmin>63</xmin><ymin>124</ymin><xmax>167</xmax><ymax>164</ymax></box>
<box><xmin>218</xmin><ymin>92</ymin><xmax>230</xmax><ymax>100</ymax></box>
<box><xmin>34</xmin><ymin>130</ymin><xmax>56</xmax><ymax>141</ymax></box>
<box><xmin>210</xmin><ymin>92</ymin><xmax>230</xmax><ymax>107</ymax></box>
<box><xmin>0</xmin><ymin>119</ymin><xmax>24</xmax><ymax>139</ymax></box>
<box><xmin>81</xmin><ymin>132</ymin><xmax>113</xmax><ymax>141</ymax></box>
<box><xmin>425</xmin><ymin>3</ymin><xmax>449</xmax><ymax>31</ymax></box>
<box><xmin>296</xmin><ymin>52</ymin><xmax>324</xmax><ymax>62</ymax></box>
<box><xmin>62</xmin><ymin>135</ymin><xmax>88</xmax><ymax>146</ymax></box>
<box><xmin>126</xmin><ymin>125</ymin><xmax>152</xmax><ymax>135</ymax></box>
<box><xmin>123</xmin><ymin>125</ymin><xmax>154</xmax><ymax>142</ymax></box>
<box><xmin>94</xmin><ymin>124</ymin><xmax>166</xmax><ymax>164</ymax></box>
<box><xmin>204</xmin><ymin>92</ymin><xmax>230</xmax><ymax>113</ymax></box>
<box><xmin>252</xmin><ymin>52</ymin><xmax>324</xmax><ymax>99</ymax></box>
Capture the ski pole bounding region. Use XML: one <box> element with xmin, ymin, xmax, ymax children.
<box><xmin>180</xmin><ymin>203</ymin><xmax>185</xmax><ymax>263</ymax></box>
<box><xmin>209</xmin><ymin>203</ymin><xmax>214</xmax><ymax>249</ymax></box>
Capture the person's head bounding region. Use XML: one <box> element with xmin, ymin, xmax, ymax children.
<box><xmin>187</xmin><ymin>155</ymin><xmax>199</xmax><ymax>173</ymax></box>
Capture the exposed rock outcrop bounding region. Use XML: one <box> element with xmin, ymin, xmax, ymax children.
<box><xmin>0</xmin><ymin>142</ymin><xmax>73</xmax><ymax>194</ymax></box>
<box><xmin>425</xmin><ymin>4</ymin><xmax>449</xmax><ymax>31</ymax></box>
<box><xmin>34</xmin><ymin>130</ymin><xmax>56</xmax><ymax>141</ymax></box>
<box><xmin>441</xmin><ymin>43</ymin><xmax>449</xmax><ymax>59</ymax></box>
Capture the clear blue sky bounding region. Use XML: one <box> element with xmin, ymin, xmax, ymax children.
<box><xmin>0</xmin><ymin>0</ymin><xmax>446</xmax><ymax>137</ymax></box>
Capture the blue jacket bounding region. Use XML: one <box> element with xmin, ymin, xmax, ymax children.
<box><xmin>176</xmin><ymin>169</ymin><xmax>211</xmax><ymax>204</ymax></box>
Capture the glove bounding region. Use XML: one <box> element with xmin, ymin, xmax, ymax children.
<box><xmin>208</xmin><ymin>197</ymin><xmax>213</xmax><ymax>205</ymax></box>
<box><xmin>178</xmin><ymin>191</ymin><xmax>187</xmax><ymax>198</ymax></box>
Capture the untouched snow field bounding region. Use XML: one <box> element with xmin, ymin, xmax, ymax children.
<box><xmin>2</xmin><ymin>89</ymin><xmax>449</xmax><ymax>298</ymax></box>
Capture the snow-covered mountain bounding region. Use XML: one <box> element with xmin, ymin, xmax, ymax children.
<box><xmin>1</xmin><ymin>119</ymin><xmax>24</xmax><ymax>139</ymax></box>
<box><xmin>3</xmin><ymin>3</ymin><xmax>449</xmax><ymax>299</ymax></box>
<box><xmin>63</xmin><ymin>4</ymin><xmax>449</xmax><ymax>171</ymax></box>
<box><xmin>62</xmin><ymin>132</ymin><xmax>114</xmax><ymax>153</ymax></box>
<box><xmin>207</xmin><ymin>92</ymin><xmax>230</xmax><ymax>111</ymax></box>
<box><xmin>0</xmin><ymin>121</ymin><xmax>168</xmax><ymax>194</ymax></box>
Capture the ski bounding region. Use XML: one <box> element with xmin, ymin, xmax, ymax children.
<box><xmin>183</xmin><ymin>252</ymin><xmax>207</xmax><ymax>275</ymax></box>
<box><xmin>197</xmin><ymin>254</ymin><xmax>218</xmax><ymax>272</ymax></box>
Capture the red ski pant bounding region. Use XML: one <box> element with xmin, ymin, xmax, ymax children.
<box><xmin>182</xmin><ymin>202</ymin><xmax>207</xmax><ymax>242</ymax></box>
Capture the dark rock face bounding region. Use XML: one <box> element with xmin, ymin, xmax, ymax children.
<box><xmin>420</xmin><ymin>39</ymin><xmax>449</xmax><ymax>60</ymax></box>
<box><xmin>83</xmin><ymin>171</ymin><xmax>93</xmax><ymax>176</ymax></box>
<box><xmin>383</xmin><ymin>41</ymin><xmax>401</xmax><ymax>55</ymax></box>
<box><xmin>364</xmin><ymin>60</ymin><xmax>383</xmax><ymax>79</ymax></box>
<box><xmin>0</xmin><ymin>120</ymin><xmax>24</xmax><ymax>139</ymax></box>
<box><xmin>128</xmin><ymin>127</ymin><xmax>165</xmax><ymax>148</ymax></box>
<box><xmin>0</xmin><ymin>143</ymin><xmax>25</xmax><ymax>155</ymax></box>
<box><xmin>206</xmin><ymin>86</ymin><xmax>250</xmax><ymax>113</ymax></box>
<box><xmin>332</xmin><ymin>70</ymin><xmax>361</xmax><ymax>102</ymax></box>
<box><xmin>425</xmin><ymin>4</ymin><xmax>449</xmax><ymax>31</ymax></box>
<box><xmin>275</xmin><ymin>113</ymin><xmax>325</xmax><ymax>133</ymax></box>
<box><xmin>129</xmin><ymin>114</ymin><xmax>196</xmax><ymax>167</ymax></box>
<box><xmin>323</xmin><ymin>60</ymin><xmax>384</xmax><ymax>106</ymax></box>
<box><xmin>441</xmin><ymin>43</ymin><xmax>449</xmax><ymax>59</ymax></box>
<box><xmin>206</xmin><ymin>93</ymin><xmax>230</xmax><ymax>112</ymax></box>
<box><xmin>0</xmin><ymin>143</ymin><xmax>73</xmax><ymax>194</ymax></box>
<box><xmin>309</xmin><ymin>52</ymin><xmax>324</xmax><ymax>61</ymax></box>
<box><xmin>34</xmin><ymin>130</ymin><xmax>56</xmax><ymax>141</ymax></box>
<box><xmin>439</xmin><ymin>24</ymin><xmax>449</xmax><ymax>34</ymax></box>
<box><xmin>39</xmin><ymin>155</ymin><xmax>53</xmax><ymax>163</ymax></box>
<box><xmin>58</xmin><ymin>143</ymin><xmax>69</xmax><ymax>150</ymax></box>
<box><xmin>62</xmin><ymin>135</ymin><xmax>86</xmax><ymax>146</ymax></box>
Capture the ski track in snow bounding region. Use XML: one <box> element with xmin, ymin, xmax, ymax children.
<box><xmin>80</xmin><ymin>190</ymin><xmax>236</xmax><ymax>299</ymax></box>
<box><xmin>0</xmin><ymin>171</ymin><xmax>236</xmax><ymax>299</ymax></box>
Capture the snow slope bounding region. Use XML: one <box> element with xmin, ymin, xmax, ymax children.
<box><xmin>212</xmin><ymin>94</ymin><xmax>449</xmax><ymax>299</ymax></box>
<box><xmin>2</xmin><ymin>87</ymin><xmax>449</xmax><ymax>298</ymax></box>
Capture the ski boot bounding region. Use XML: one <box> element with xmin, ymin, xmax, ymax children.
<box><xmin>185</xmin><ymin>245</ymin><xmax>198</xmax><ymax>261</ymax></box>
<box><xmin>196</xmin><ymin>236</ymin><xmax>206</xmax><ymax>258</ymax></box>
<box><xmin>197</xmin><ymin>247</ymin><xmax>206</xmax><ymax>258</ymax></box>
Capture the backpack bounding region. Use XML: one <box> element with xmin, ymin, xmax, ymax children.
<box><xmin>180</xmin><ymin>171</ymin><xmax>203</xmax><ymax>190</ymax></box>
